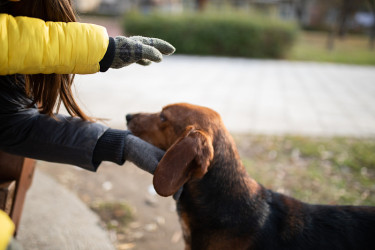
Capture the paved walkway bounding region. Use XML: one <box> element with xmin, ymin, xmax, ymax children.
<box><xmin>17</xmin><ymin>170</ymin><xmax>115</xmax><ymax>250</ymax></box>
<box><xmin>74</xmin><ymin>56</ymin><xmax>375</xmax><ymax>137</ymax></box>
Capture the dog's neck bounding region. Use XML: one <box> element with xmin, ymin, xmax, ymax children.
<box><xmin>178</xmin><ymin>130</ymin><xmax>271</xmax><ymax>231</ymax></box>
<box><xmin>211</xmin><ymin>129</ymin><xmax>263</xmax><ymax>197</ymax></box>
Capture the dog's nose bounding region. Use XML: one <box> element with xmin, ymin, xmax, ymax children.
<box><xmin>126</xmin><ymin>114</ymin><xmax>133</xmax><ymax>123</ymax></box>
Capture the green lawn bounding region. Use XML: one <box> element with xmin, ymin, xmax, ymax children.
<box><xmin>233</xmin><ymin>135</ymin><xmax>375</xmax><ymax>206</ymax></box>
<box><xmin>288</xmin><ymin>31</ymin><xmax>375</xmax><ymax>66</ymax></box>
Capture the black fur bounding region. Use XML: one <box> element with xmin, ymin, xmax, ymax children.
<box><xmin>177</xmin><ymin>131</ymin><xmax>375</xmax><ymax>250</ymax></box>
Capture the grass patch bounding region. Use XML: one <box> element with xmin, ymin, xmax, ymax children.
<box><xmin>234</xmin><ymin>135</ymin><xmax>375</xmax><ymax>206</ymax></box>
<box><xmin>288</xmin><ymin>31</ymin><xmax>375</xmax><ymax>65</ymax></box>
<box><xmin>90</xmin><ymin>201</ymin><xmax>134</xmax><ymax>233</ymax></box>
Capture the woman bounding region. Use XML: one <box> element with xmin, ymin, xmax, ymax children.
<box><xmin>0</xmin><ymin>0</ymin><xmax>176</xmax><ymax>248</ymax></box>
<box><xmin>0</xmin><ymin>0</ymin><xmax>175</xmax><ymax>172</ymax></box>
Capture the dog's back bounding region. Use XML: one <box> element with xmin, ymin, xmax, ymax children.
<box><xmin>261</xmin><ymin>193</ymin><xmax>375</xmax><ymax>250</ymax></box>
<box><xmin>176</xmin><ymin>134</ymin><xmax>375</xmax><ymax>250</ymax></box>
<box><xmin>178</xmin><ymin>151</ymin><xmax>375</xmax><ymax>250</ymax></box>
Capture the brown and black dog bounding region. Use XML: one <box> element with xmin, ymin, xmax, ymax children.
<box><xmin>126</xmin><ymin>103</ymin><xmax>375</xmax><ymax>250</ymax></box>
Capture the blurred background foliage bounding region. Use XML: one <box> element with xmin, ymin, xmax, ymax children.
<box><xmin>123</xmin><ymin>11</ymin><xmax>298</xmax><ymax>58</ymax></box>
<box><xmin>75</xmin><ymin>0</ymin><xmax>375</xmax><ymax>65</ymax></box>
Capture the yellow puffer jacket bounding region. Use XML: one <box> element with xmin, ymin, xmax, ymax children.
<box><xmin>0</xmin><ymin>210</ymin><xmax>14</xmax><ymax>250</ymax></box>
<box><xmin>0</xmin><ymin>14</ymin><xmax>109</xmax><ymax>75</ymax></box>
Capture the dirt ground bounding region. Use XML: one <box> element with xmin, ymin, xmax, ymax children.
<box><xmin>37</xmin><ymin>160</ymin><xmax>184</xmax><ymax>250</ymax></box>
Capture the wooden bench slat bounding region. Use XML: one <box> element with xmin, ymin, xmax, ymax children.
<box><xmin>0</xmin><ymin>181</ymin><xmax>16</xmax><ymax>214</ymax></box>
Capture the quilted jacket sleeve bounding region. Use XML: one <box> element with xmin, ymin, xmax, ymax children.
<box><xmin>0</xmin><ymin>14</ymin><xmax>109</xmax><ymax>75</ymax></box>
<box><xmin>0</xmin><ymin>75</ymin><xmax>109</xmax><ymax>171</ymax></box>
<box><xmin>0</xmin><ymin>210</ymin><xmax>14</xmax><ymax>250</ymax></box>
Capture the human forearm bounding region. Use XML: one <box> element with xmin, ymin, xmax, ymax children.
<box><xmin>0</xmin><ymin>109</ymin><xmax>108</xmax><ymax>171</ymax></box>
<box><xmin>93</xmin><ymin>129</ymin><xmax>164</xmax><ymax>174</ymax></box>
<box><xmin>0</xmin><ymin>14</ymin><xmax>175</xmax><ymax>76</ymax></box>
<box><xmin>0</xmin><ymin>14</ymin><xmax>108</xmax><ymax>75</ymax></box>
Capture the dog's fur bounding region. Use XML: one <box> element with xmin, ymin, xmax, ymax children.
<box><xmin>127</xmin><ymin>103</ymin><xmax>375</xmax><ymax>250</ymax></box>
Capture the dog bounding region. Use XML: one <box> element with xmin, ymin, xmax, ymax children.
<box><xmin>126</xmin><ymin>103</ymin><xmax>375</xmax><ymax>250</ymax></box>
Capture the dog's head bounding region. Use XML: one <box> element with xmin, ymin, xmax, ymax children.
<box><xmin>126</xmin><ymin>103</ymin><xmax>225</xmax><ymax>197</ymax></box>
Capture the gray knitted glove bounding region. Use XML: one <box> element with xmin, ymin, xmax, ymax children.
<box><xmin>110</xmin><ymin>36</ymin><xmax>175</xmax><ymax>68</ymax></box>
<box><xmin>124</xmin><ymin>134</ymin><xmax>165</xmax><ymax>174</ymax></box>
<box><xmin>124</xmin><ymin>134</ymin><xmax>183</xmax><ymax>200</ymax></box>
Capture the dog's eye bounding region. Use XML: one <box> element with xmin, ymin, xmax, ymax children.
<box><xmin>160</xmin><ymin>114</ymin><xmax>167</xmax><ymax>122</ymax></box>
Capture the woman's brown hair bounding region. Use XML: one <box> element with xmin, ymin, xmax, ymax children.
<box><xmin>5</xmin><ymin>0</ymin><xmax>90</xmax><ymax>120</ymax></box>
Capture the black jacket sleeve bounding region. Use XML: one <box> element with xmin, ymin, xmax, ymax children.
<box><xmin>99</xmin><ymin>37</ymin><xmax>116</xmax><ymax>72</ymax></box>
<box><xmin>0</xmin><ymin>75</ymin><xmax>110</xmax><ymax>171</ymax></box>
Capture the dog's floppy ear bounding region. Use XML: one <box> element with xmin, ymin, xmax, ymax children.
<box><xmin>153</xmin><ymin>126</ymin><xmax>214</xmax><ymax>197</ymax></box>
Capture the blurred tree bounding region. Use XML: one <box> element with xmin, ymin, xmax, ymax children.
<box><xmin>311</xmin><ymin>0</ymin><xmax>367</xmax><ymax>50</ymax></box>
<box><xmin>294</xmin><ymin>0</ymin><xmax>308</xmax><ymax>26</ymax></box>
<box><xmin>336</xmin><ymin>0</ymin><xmax>365</xmax><ymax>37</ymax></box>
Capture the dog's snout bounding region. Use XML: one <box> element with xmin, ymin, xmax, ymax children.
<box><xmin>126</xmin><ymin>114</ymin><xmax>133</xmax><ymax>123</ymax></box>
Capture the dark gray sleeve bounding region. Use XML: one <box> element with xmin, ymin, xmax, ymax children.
<box><xmin>0</xmin><ymin>108</ymin><xmax>108</xmax><ymax>171</ymax></box>
<box><xmin>0</xmin><ymin>75</ymin><xmax>125</xmax><ymax>171</ymax></box>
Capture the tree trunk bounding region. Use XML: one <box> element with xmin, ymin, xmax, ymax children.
<box><xmin>295</xmin><ymin>0</ymin><xmax>307</xmax><ymax>26</ymax></box>
<box><xmin>337</xmin><ymin>0</ymin><xmax>350</xmax><ymax>38</ymax></box>
<box><xmin>337</xmin><ymin>14</ymin><xmax>347</xmax><ymax>38</ymax></box>
<box><xmin>327</xmin><ymin>27</ymin><xmax>335</xmax><ymax>50</ymax></box>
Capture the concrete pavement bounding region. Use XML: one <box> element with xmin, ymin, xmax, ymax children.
<box><xmin>17</xmin><ymin>170</ymin><xmax>115</xmax><ymax>250</ymax></box>
<box><xmin>16</xmin><ymin>57</ymin><xmax>375</xmax><ymax>249</ymax></box>
<box><xmin>75</xmin><ymin>56</ymin><xmax>375</xmax><ymax>137</ymax></box>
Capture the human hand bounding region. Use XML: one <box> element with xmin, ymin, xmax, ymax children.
<box><xmin>124</xmin><ymin>133</ymin><xmax>165</xmax><ymax>174</ymax></box>
<box><xmin>123</xmin><ymin>133</ymin><xmax>183</xmax><ymax>200</ymax></box>
<box><xmin>110</xmin><ymin>36</ymin><xmax>175</xmax><ymax>68</ymax></box>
